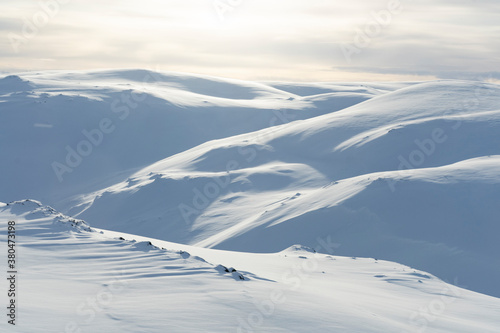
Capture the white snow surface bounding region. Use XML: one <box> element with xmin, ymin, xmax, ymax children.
<box><xmin>0</xmin><ymin>69</ymin><xmax>384</xmax><ymax>204</ymax></box>
<box><xmin>1</xmin><ymin>69</ymin><xmax>500</xmax><ymax>313</ymax></box>
<box><xmin>1</xmin><ymin>201</ymin><xmax>499</xmax><ymax>332</ymax></box>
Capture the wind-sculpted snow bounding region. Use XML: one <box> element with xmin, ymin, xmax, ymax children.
<box><xmin>2</xmin><ymin>70</ymin><xmax>500</xmax><ymax>300</ymax></box>
<box><xmin>1</xmin><ymin>202</ymin><xmax>500</xmax><ymax>332</ymax></box>
<box><xmin>60</xmin><ymin>76</ymin><xmax>500</xmax><ymax>298</ymax></box>
<box><xmin>0</xmin><ymin>69</ymin><xmax>380</xmax><ymax>206</ymax></box>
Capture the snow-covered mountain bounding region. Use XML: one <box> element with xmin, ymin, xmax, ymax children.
<box><xmin>0</xmin><ymin>69</ymin><xmax>387</xmax><ymax>205</ymax></box>
<box><xmin>1</xmin><ymin>200</ymin><xmax>499</xmax><ymax>332</ymax></box>
<box><xmin>1</xmin><ymin>70</ymin><xmax>499</xmax><ymax>331</ymax></box>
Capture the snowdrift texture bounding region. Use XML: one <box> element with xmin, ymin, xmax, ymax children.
<box><xmin>1</xmin><ymin>201</ymin><xmax>500</xmax><ymax>332</ymax></box>
<box><xmin>1</xmin><ymin>70</ymin><xmax>499</xmax><ymax>300</ymax></box>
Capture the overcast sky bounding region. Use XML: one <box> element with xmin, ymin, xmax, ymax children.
<box><xmin>1</xmin><ymin>0</ymin><xmax>499</xmax><ymax>81</ymax></box>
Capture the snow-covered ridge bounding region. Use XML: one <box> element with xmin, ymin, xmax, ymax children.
<box><xmin>1</xmin><ymin>200</ymin><xmax>248</xmax><ymax>281</ymax></box>
<box><xmin>1</xmin><ymin>201</ymin><xmax>499</xmax><ymax>332</ymax></box>
<box><xmin>0</xmin><ymin>69</ymin><xmax>384</xmax><ymax>205</ymax></box>
<box><xmin>52</xmin><ymin>75</ymin><xmax>499</xmax><ymax>297</ymax></box>
<box><xmin>1</xmin><ymin>70</ymin><xmax>499</xmax><ymax>300</ymax></box>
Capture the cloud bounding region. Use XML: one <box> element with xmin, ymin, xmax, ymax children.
<box><xmin>0</xmin><ymin>0</ymin><xmax>498</xmax><ymax>81</ymax></box>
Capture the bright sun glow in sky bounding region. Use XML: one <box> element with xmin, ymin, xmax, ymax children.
<box><xmin>1</xmin><ymin>0</ymin><xmax>499</xmax><ymax>81</ymax></box>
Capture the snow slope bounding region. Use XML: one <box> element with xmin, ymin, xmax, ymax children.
<box><xmin>67</xmin><ymin>78</ymin><xmax>500</xmax><ymax>297</ymax></box>
<box><xmin>1</xmin><ymin>201</ymin><xmax>499</xmax><ymax>332</ymax></box>
<box><xmin>1</xmin><ymin>70</ymin><xmax>499</xmax><ymax>301</ymax></box>
<box><xmin>0</xmin><ymin>69</ymin><xmax>385</xmax><ymax>205</ymax></box>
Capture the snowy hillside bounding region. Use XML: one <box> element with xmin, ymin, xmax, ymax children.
<box><xmin>1</xmin><ymin>69</ymin><xmax>499</xmax><ymax>313</ymax></box>
<box><xmin>1</xmin><ymin>200</ymin><xmax>500</xmax><ymax>332</ymax></box>
<box><xmin>0</xmin><ymin>69</ymin><xmax>387</xmax><ymax>205</ymax></box>
<box><xmin>39</xmin><ymin>74</ymin><xmax>499</xmax><ymax>297</ymax></box>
